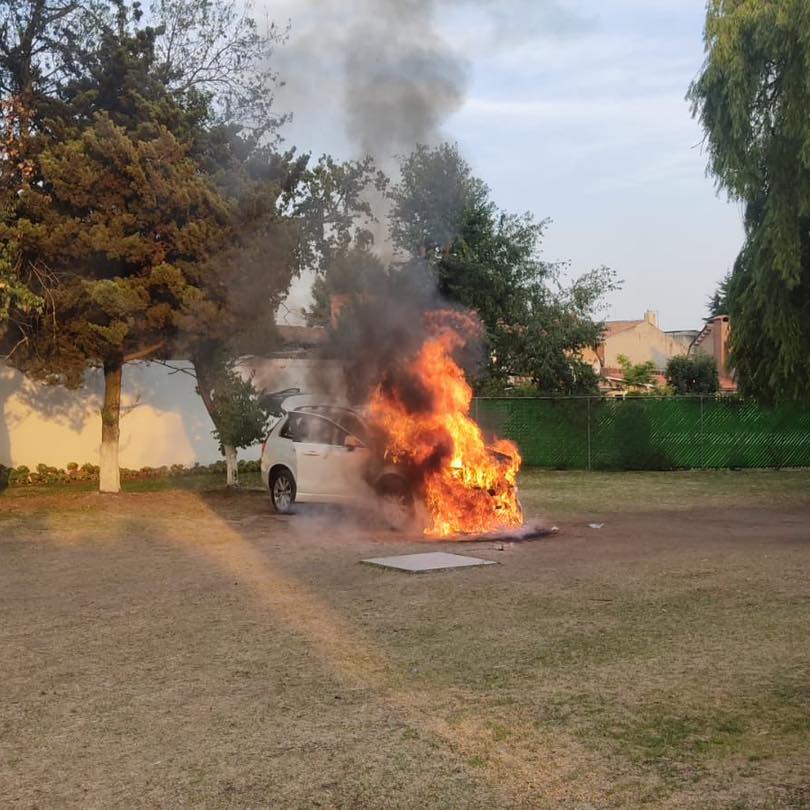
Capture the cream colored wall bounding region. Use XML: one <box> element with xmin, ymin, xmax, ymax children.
<box><xmin>0</xmin><ymin>362</ymin><xmax>221</xmax><ymax>469</ymax></box>
<box><xmin>1</xmin><ymin>357</ymin><xmax>344</xmax><ymax>469</ymax></box>
<box><xmin>603</xmin><ymin>322</ymin><xmax>688</xmax><ymax>370</ymax></box>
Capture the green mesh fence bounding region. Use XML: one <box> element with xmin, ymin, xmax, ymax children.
<box><xmin>472</xmin><ymin>397</ymin><xmax>810</xmax><ymax>470</ymax></box>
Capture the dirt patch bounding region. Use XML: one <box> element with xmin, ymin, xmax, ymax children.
<box><xmin>1</xmin><ymin>482</ymin><xmax>809</xmax><ymax>808</ymax></box>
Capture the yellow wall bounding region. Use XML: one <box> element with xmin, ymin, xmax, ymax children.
<box><xmin>0</xmin><ymin>362</ymin><xmax>217</xmax><ymax>469</ymax></box>
<box><xmin>0</xmin><ymin>358</ymin><xmax>346</xmax><ymax>469</ymax></box>
<box><xmin>603</xmin><ymin>321</ymin><xmax>688</xmax><ymax>369</ymax></box>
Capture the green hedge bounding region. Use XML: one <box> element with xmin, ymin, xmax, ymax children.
<box><xmin>0</xmin><ymin>459</ymin><xmax>261</xmax><ymax>488</ymax></box>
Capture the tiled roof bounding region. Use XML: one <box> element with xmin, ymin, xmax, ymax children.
<box><xmin>602</xmin><ymin>320</ymin><xmax>643</xmax><ymax>338</ymax></box>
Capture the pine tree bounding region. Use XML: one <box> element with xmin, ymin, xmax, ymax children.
<box><xmin>2</xmin><ymin>0</ymin><xmax>299</xmax><ymax>490</ymax></box>
<box><xmin>1</xmin><ymin>7</ymin><xmax>229</xmax><ymax>491</ymax></box>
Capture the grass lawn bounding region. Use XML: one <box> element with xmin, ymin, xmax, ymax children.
<box><xmin>1</xmin><ymin>470</ymin><xmax>809</xmax><ymax>808</ymax></box>
<box><xmin>519</xmin><ymin>467</ymin><xmax>810</xmax><ymax>516</ymax></box>
<box><xmin>4</xmin><ymin>466</ymin><xmax>810</xmax><ymax>512</ymax></box>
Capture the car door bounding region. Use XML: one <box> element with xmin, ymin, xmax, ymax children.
<box><xmin>287</xmin><ymin>413</ymin><xmax>337</xmax><ymax>497</ymax></box>
<box><xmin>329</xmin><ymin>425</ymin><xmax>372</xmax><ymax>498</ymax></box>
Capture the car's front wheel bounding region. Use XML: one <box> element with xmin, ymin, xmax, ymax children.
<box><xmin>270</xmin><ymin>468</ymin><xmax>296</xmax><ymax>513</ymax></box>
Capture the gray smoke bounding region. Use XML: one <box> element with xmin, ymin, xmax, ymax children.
<box><xmin>269</xmin><ymin>0</ymin><xmax>469</xmax><ymax>165</ymax></box>
<box><xmin>268</xmin><ymin>0</ymin><xmax>590</xmax><ymax>163</ymax></box>
<box><xmin>267</xmin><ymin>0</ymin><xmax>589</xmax><ymax>320</ymax></box>
<box><xmin>341</xmin><ymin>3</ymin><xmax>468</xmax><ymax>160</ymax></box>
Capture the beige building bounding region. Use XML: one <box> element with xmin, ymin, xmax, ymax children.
<box><xmin>583</xmin><ymin>310</ymin><xmax>694</xmax><ymax>374</ymax></box>
<box><xmin>579</xmin><ymin>309</ymin><xmax>736</xmax><ymax>394</ymax></box>
<box><xmin>690</xmin><ymin>314</ymin><xmax>736</xmax><ymax>392</ymax></box>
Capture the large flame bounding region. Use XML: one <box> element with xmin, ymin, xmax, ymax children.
<box><xmin>367</xmin><ymin>311</ymin><xmax>523</xmax><ymax>538</ymax></box>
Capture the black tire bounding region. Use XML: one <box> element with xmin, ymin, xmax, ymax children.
<box><xmin>270</xmin><ymin>468</ymin><xmax>296</xmax><ymax>513</ymax></box>
<box><xmin>376</xmin><ymin>475</ymin><xmax>415</xmax><ymax>531</ymax></box>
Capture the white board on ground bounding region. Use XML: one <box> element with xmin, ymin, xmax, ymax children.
<box><xmin>361</xmin><ymin>551</ymin><xmax>497</xmax><ymax>573</ymax></box>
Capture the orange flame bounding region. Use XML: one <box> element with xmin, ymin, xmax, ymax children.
<box><xmin>367</xmin><ymin>311</ymin><xmax>523</xmax><ymax>538</ymax></box>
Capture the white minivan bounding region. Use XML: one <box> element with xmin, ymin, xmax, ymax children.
<box><xmin>260</xmin><ymin>393</ymin><xmax>413</xmax><ymax>524</ymax></box>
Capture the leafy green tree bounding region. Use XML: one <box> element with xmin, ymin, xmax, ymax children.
<box><xmin>616</xmin><ymin>355</ymin><xmax>656</xmax><ymax>390</ymax></box>
<box><xmin>666</xmin><ymin>354</ymin><xmax>719</xmax><ymax>395</ymax></box>
<box><xmin>0</xmin><ymin>1</ymin><xmax>101</xmax><ymax>115</ymax></box>
<box><xmin>141</xmin><ymin>0</ymin><xmax>305</xmax><ymax>481</ymax></box>
<box><xmin>688</xmin><ymin>0</ymin><xmax>810</xmax><ymax>402</ymax></box>
<box><xmin>194</xmin><ymin>357</ymin><xmax>268</xmax><ymax>486</ymax></box>
<box><xmin>389</xmin><ymin>143</ymin><xmax>617</xmax><ymax>394</ymax></box>
<box><xmin>389</xmin><ymin>142</ymin><xmax>489</xmax><ymax>261</ymax></box>
<box><xmin>148</xmin><ymin>0</ymin><xmax>288</xmax><ymax>140</ymax></box>
<box><xmin>290</xmin><ymin>154</ymin><xmax>386</xmax><ymax>278</ymax></box>
<box><xmin>307</xmin><ymin>246</ymin><xmax>388</xmax><ymax>326</ymax></box>
<box><xmin>180</xmin><ymin>131</ymin><xmax>304</xmax><ymax>460</ymax></box>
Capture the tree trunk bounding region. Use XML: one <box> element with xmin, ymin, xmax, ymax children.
<box><xmin>224</xmin><ymin>444</ymin><xmax>239</xmax><ymax>487</ymax></box>
<box><xmin>192</xmin><ymin>360</ymin><xmax>232</xmax><ymax>488</ymax></box>
<box><xmin>99</xmin><ymin>362</ymin><xmax>122</xmax><ymax>494</ymax></box>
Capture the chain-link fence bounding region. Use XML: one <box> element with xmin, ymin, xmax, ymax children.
<box><xmin>472</xmin><ymin>396</ymin><xmax>810</xmax><ymax>470</ymax></box>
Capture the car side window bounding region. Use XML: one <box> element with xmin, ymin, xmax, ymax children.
<box><xmin>280</xmin><ymin>415</ymin><xmax>298</xmax><ymax>440</ymax></box>
<box><xmin>281</xmin><ymin>413</ymin><xmax>337</xmax><ymax>444</ymax></box>
<box><xmin>336</xmin><ymin>413</ymin><xmax>368</xmax><ymax>445</ymax></box>
<box><xmin>307</xmin><ymin>415</ymin><xmax>335</xmax><ymax>444</ymax></box>
<box><xmin>294</xmin><ymin>406</ymin><xmax>370</xmax><ymax>446</ymax></box>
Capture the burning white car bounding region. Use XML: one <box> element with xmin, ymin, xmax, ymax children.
<box><xmin>260</xmin><ymin>393</ymin><xmax>414</xmax><ymax>526</ymax></box>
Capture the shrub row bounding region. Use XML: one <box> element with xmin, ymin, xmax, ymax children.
<box><xmin>0</xmin><ymin>459</ymin><xmax>261</xmax><ymax>487</ymax></box>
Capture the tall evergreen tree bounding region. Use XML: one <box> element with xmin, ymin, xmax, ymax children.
<box><xmin>688</xmin><ymin>0</ymin><xmax>810</xmax><ymax>402</ymax></box>
<box><xmin>1</xmin><ymin>6</ymin><xmax>230</xmax><ymax>491</ymax></box>
<box><xmin>2</xmin><ymin>0</ymin><xmax>300</xmax><ymax>490</ymax></box>
<box><xmin>707</xmin><ymin>270</ymin><xmax>731</xmax><ymax>319</ymax></box>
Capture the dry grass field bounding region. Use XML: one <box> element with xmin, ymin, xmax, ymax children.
<box><xmin>2</xmin><ymin>470</ymin><xmax>809</xmax><ymax>809</ymax></box>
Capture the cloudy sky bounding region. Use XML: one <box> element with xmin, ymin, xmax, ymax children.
<box><xmin>265</xmin><ymin>0</ymin><xmax>744</xmax><ymax>331</ymax></box>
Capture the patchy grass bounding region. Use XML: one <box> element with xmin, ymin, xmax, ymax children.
<box><xmin>5</xmin><ymin>466</ymin><xmax>810</xmax><ymax>518</ymax></box>
<box><xmin>1</xmin><ymin>475</ymin><xmax>810</xmax><ymax>808</ymax></box>
<box><xmin>519</xmin><ymin>468</ymin><xmax>810</xmax><ymax>517</ymax></box>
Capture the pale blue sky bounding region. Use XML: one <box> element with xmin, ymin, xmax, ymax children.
<box><xmin>269</xmin><ymin>0</ymin><xmax>744</xmax><ymax>331</ymax></box>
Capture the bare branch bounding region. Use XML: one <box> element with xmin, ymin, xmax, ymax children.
<box><xmin>123</xmin><ymin>340</ymin><xmax>166</xmax><ymax>363</ymax></box>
